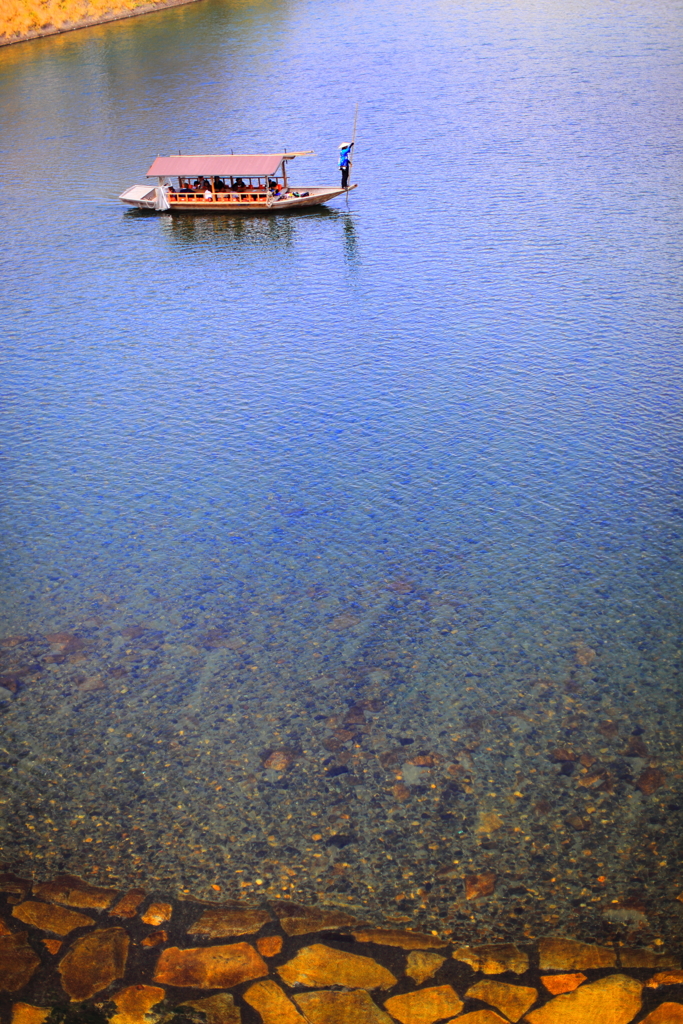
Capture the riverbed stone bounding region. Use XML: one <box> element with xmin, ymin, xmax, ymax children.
<box><xmin>538</xmin><ymin>937</ymin><xmax>616</xmax><ymax>970</ymax></box>
<box><xmin>141</xmin><ymin>902</ymin><xmax>172</xmax><ymax>926</ymax></box>
<box><xmin>188</xmin><ymin>906</ymin><xmax>271</xmax><ymax>938</ymax></box>
<box><xmin>154</xmin><ymin>942</ymin><xmax>268</xmax><ymax>988</ymax></box>
<box><xmin>278</xmin><ymin>943</ymin><xmax>397</xmax><ymax>989</ymax></box>
<box><xmin>293</xmin><ymin>990</ymin><xmax>393</xmax><ymax>1024</ymax></box>
<box><xmin>111</xmin><ymin>985</ymin><xmax>165</xmax><ymax>1024</ymax></box>
<box><xmin>465</xmin><ymin>980</ymin><xmax>537</xmax><ymax>1022</ymax></box>
<box><xmin>465</xmin><ymin>872</ymin><xmax>497</xmax><ymax>900</ymax></box>
<box><xmin>12</xmin><ymin>900</ymin><xmax>94</xmax><ymax>936</ymax></box>
<box><xmin>257</xmin><ymin>934</ymin><xmax>283</xmax><ymax>957</ymax></box>
<box><xmin>646</xmin><ymin>969</ymin><xmax>683</xmax><ymax>987</ymax></box>
<box><xmin>0</xmin><ymin>933</ymin><xmax>41</xmax><ymax>992</ymax></box>
<box><xmin>353</xmin><ymin>927</ymin><xmax>447</xmax><ymax>950</ymax></box>
<box><xmin>176</xmin><ymin>994</ymin><xmax>241</xmax><ymax>1024</ymax></box>
<box><xmin>271</xmin><ymin>901</ymin><xmax>358</xmax><ymax>936</ymax></box>
<box><xmin>384</xmin><ymin>984</ymin><xmax>463</xmax><ymax>1024</ymax></box>
<box><xmin>525</xmin><ymin>975</ymin><xmax>642</xmax><ymax>1024</ymax></box>
<box><xmin>58</xmin><ymin>927</ymin><xmax>129</xmax><ymax>1001</ymax></box>
<box><xmin>0</xmin><ymin>875</ymin><xmax>31</xmax><ymax>899</ymax></box>
<box><xmin>10</xmin><ymin>1005</ymin><xmax>50</xmax><ymax>1024</ymax></box>
<box><xmin>405</xmin><ymin>951</ymin><xmax>446</xmax><ymax>984</ymax></box>
<box><xmin>639</xmin><ymin>1004</ymin><xmax>683</xmax><ymax>1024</ymax></box>
<box><xmin>42</xmin><ymin>939</ymin><xmax>63</xmax><ymax>955</ymax></box>
<box><xmin>244</xmin><ymin>980</ymin><xmax>307</xmax><ymax>1024</ymax></box>
<box><xmin>635</xmin><ymin>767</ymin><xmax>666</xmax><ymax>795</ymax></box>
<box><xmin>110</xmin><ymin>890</ymin><xmax>146</xmax><ymax>919</ymax></box>
<box><xmin>33</xmin><ymin>875</ymin><xmax>118</xmax><ymax>910</ymax></box>
<box><xmin>452</xmin><ymin>943</ymin><xmax>529</xmax><ymax>974</ymax></box>
<box><xmin>619</xmin><ymin>948</ymin><xmax>680</xmax><ymax>969</ymax></box>
<box><xmin>541</xmin><ymin>974</ymin><xmax>586</xmax><ymax>995</ymax></box>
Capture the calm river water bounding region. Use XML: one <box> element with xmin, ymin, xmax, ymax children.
<box><xmin>1</xmin><ymin>0</ymin><xmax>682</xmax><ymax>952</ymax></box>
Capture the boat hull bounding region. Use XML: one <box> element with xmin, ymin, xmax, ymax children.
<box><xmin>120</xmin><ymin>184</ymin><xmax>356</xmax><ymax>212</ymax></box>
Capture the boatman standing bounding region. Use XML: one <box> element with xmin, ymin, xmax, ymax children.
<box><xmin>339</xmin><ymin>142</ymin><xmax>354</xmax><ymax>188</ymax></box>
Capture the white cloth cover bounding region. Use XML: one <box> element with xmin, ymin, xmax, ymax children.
<box><xmin>154</xmin><ymin>186</ymin><xmax>170</xmax><ymax>211</ymax></box>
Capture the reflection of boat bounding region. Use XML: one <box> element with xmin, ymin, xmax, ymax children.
<box><xmin>119</xmin><ymin>151</ymin><xmax>357</xmax><ymax>213</ymax></box>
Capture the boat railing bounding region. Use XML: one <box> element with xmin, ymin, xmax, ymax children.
<box><xmin>169</xmin><ymin>191</ymin><xmax>270</xmax><ymax>203</ymax></box>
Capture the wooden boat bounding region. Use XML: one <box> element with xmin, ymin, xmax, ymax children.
<box><xmin>119</xmin><ymin>151</ymin><xmax>356</xmax><ymax>212</ymax></box>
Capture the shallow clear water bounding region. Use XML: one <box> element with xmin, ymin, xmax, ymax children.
<box><xmin>1</xmin><ymin>0</ymin><xmax>682</xmax><ymax>949</ymax></box>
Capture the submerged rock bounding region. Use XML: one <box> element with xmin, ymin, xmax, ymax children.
<box><xmin>526</xmin><ymin>975</ymin><xmax>641</xmax><ymax>1024</ymax></box>
<box><xmin>58</xmin><ymin>927</ymin><xmax>129</xmax><ymax>1001</ymax></box>
<box><xmin>0</xmin><ymin>933</ymin><xmax>41</xmax><ymax>993</ymax></box>
<box><xmin>188</xmin><ymin>906</ymin><xmax>271</xmax><ymax>938</ymax></box>
<box><xmin>11</xmin><ymin>900</ymin><xmax>94</xmax><ymax>936</ymax></box>
<box><xmin>384</xmin><ymin>985</ymin><xmax>464</xmax><ymax>1024</ymax></box>
<box><xmin>277</xmin><ymin>943</ymin><xmax>397</xmax><ymax>989</ymax></box>
<box><xmin>154</xmin><ymin>942</ymin><xmax>267</xmax><ymax>988</ymax></box>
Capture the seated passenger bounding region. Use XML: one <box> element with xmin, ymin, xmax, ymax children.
<box><xmin>204</xmin><ymin>187</ymin><xmax>213</xmax><ymax>201</ymax></box>
<box><xmin>214</xmin><ymin>176</ymin><xmax>225</xmax><ymax>191</ymax></box>
<box><xmin>233</xmin><ymin>178</ymin><xmax>246</xmax><ymax>192</ymax></box>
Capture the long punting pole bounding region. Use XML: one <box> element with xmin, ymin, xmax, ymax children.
<box><xmin>349</xmin><ymin>102</ymin><xmax>359</xmax><ymax>185</ymax></box>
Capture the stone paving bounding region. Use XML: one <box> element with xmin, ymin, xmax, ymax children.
<box><xmin>1</xmin><ymin>874</ymin><xmax>683</xmax><ymax>1024</ymax></box>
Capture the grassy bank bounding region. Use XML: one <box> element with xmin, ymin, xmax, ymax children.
<box><xmin>0</xmin><ymin>0</ymin><xmax>201</xmax><ymax>45</ymax></box>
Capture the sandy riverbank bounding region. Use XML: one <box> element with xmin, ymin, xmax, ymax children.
<box><xmin>0</xmin><ymin>0</ymin><xmax>204</xmax><ymax>47</ymax></box>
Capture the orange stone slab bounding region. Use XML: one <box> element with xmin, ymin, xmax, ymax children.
<box><xmin>384</xmin><ymin>984</ymin><xmax>464</xmax><ymax>1024</ymax></box>
<box><xmin>111</xmin><ymin>985</ymin><xmax>165</xmax><ymax>1024</ymax></box>
<box><xmin>110</xmin><ymin>890</ymin><xmax>146</xmax><ymax>919</ymax></box>
<box><xmin>0</xmin><ymin>933</ymin><xmax>41</xmax><ymax>993</ymax></box>
<box><xmin>58</xmin><ymin>927</ymin><xmax>129</xmax><ymax>1001</ymax></box>
<box><xmin>11</xmin><ymin>1005</ymin><xmax>50</xmax><ymax>1024</ymax></box>
<box><xmin>541</xmin><ymin>974</ymin><xmax>587</xmax><ymax>995</ymax></box>
<box><xmin>352</xmin><ymin>928</ymin><xmax>447</xmax><ymax>950</ymax></box>
<box><xmin>465</xmin><ymin>980</ymin><xmax>537</xmax><ymax>1023</ymax></box>
<box><xmin>452</xmin><ymin>943</ymin><xmax>529</xmax><ymax>975</ymax></box>
<box><xmin>141</xmin><ymin>930</ymin><xmax>167</xmax><ymax>948</ymax></box>
<box><xmin>271</xmin><ymin>901</ymin><xmax>358</xmax><ymax>937</ymax></box>
<box><xmin>141</xmin><ymin>902</ymin><xmax>172</xmax><ymax>926</ymax></box>
<box><xmin>42</xmin><ymin>939</ymin><xmax>63</xmax><ymax>955</ymax></box>
<box><xmin>154</xmin><ymin>942</ymin><xmax>268</xmax><ymax>988</ymax></box>
<box><xmin>639</xmin><ymin>1004</ymin><xmax>683</xmax><ymax>1024</ymax></box>
<box><xmin>33</xmin><ymin>875</ymin><xmax>118</xmax><ymax>910</ymax></box>
<box><xmin>12</xmin><ymin>900</ymin><xmax>94</xmax><ymax>936</ymax></box>
<box><xmin>244</xmin><ymin>980</ymin><xmax>307</xmax><ymax>1024</ymax></box>
<box><xmin>538</xmin><ymin>937</ymin><xmax>616</xmax><ymax>971</ymax></box>
<box><xmin>294</xmin><ymin>990</ymin><xmax>394</xmax><ymax>1024</ymax></box>
<box><xmin>525</xmin><ymin>974</ymin><xmax>642</xmax><ymax>1024</ymax></box>
<box><xmin>405</xmin><ymin>951</ymin><xmax>446</xmax><ymax>984</ymax></box>
<box><xmin>646</xmin><ymin>970</ymin><xmax>683</xmax><ymax>988</ymax></box>
<box><xmin>257</xmin><ymin>935</ymin><xmax>283</xmax><ymax>957</ymax></box>
<box><xmin>619</xmin><ymin>948</ymin><xmax>681</xmax><ymax>969</ymax></box>
<box><xmin>278</xmin><ymin>943</ymin><xmax>397</xmax><ymax>990</ymax></box>
<box><xmin>188</xmin><ymin>906</ymin><xmax>271</xmax><ymax>938</ymax></box>
<box><xmin>177</xmin><ymin>995</ymin><xmax>241</xmax><ymax>1024</ymax></box>
<box><xmin>0</xmin><ymin>919</ymin><xmax>12</xmax><ymax>935</ymax></box>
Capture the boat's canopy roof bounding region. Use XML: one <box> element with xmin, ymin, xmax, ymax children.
<box><xmin>146</xmin><ymin>152</ymin><xmax>312</xmax><ymax>178</ymax></box>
